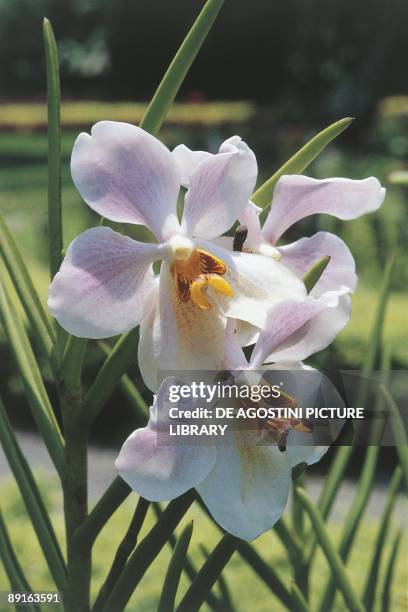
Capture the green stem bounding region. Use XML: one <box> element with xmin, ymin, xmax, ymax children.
<box><xmin>62</xmin><ymin>415</ymin><xmax>91</xmax><ymax>612</ymax></box>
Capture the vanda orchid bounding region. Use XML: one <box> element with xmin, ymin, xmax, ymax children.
<box><xmin>48</xmin><ymin>121</ymin><xmax>306</xmax><ymax>390</ymax></box>
<box><xmin>173</xmin><ymin>143</ymin><xmax>386</xmax><ymax>347</ymax></box>
<box><xmin>116</xmin><ymin>300</ymin><xmax>344</xmax><ymax>541</ymax></box>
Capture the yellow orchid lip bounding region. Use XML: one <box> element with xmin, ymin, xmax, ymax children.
<box><xmin>170</xmin><ymin>248</ymin><xmax>234</xmax><ymax>310</ymax></box>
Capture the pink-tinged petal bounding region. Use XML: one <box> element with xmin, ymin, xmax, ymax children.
<box><xmin>181</xmin><ymin>136</ymin><xmax>257</xmax><ymax>239</ymax></box>
<box><xmin>138</xmin><ymin>262</ymin><xmax>226</xmax><ymax>391</ymax></box>
<box><xmin>258</xmin><ymin>293</ymin><xmax>351</xmax><ymax>365</ymax></box>
<box><xmin>116</xmin><ymin>379</ymin><xmax>216</xmax><ymax>501</ymax></box>
<box><xmin>197</xmin><ymin>429</ymin><xmax>291</xmax><ymax>540</ymax></box>
<box><xmin>71</xmin><ymin>121</ymin><xmax>181</xmax><ymax>241</ymax></box>
<box><xmin>250</xmin><ymin>299</ymin><xmax>325</xmax><ymax>368</ymax></box>
<box><xmin>200</xmin><ymin>240</ymin><xmax>306</xmax><ymax>331</ymax></box>
<box><xmin>278</xmin><ymin>231</ymin><xmax>357</xmax><ymax>298</ymax></box>
<box><xmin>239</xmin><ymin>201</ymin><xmax>262</xmax><ymax>250</ymax></box>
<box><xmin>48</xmin><ymin>227</ymin><xmax>160</xmax><ymax>338</ymax></box>
<box><xmin>262</xmin><ymin>175</ymin><xmax>386</xmax><ymax>244</ymax></box>
<box><xmin>172</xmin><ymin>144</ymin><xmax>213</xmax><ymax>188</ymax></box>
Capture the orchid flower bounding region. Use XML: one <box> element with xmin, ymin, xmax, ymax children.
<box><xmin>173</xmin><ymin>142</ymin><xmax>386</xmax><ymax>348</ymax></box>
<box><xmin>48</xmin><ymin>122</ymin><xmax>306</xmax><ymax>390</ymax></box>
<box><xmin>116</xmin><ymin>298</ymin><xmax>344</xmax><ymax>541</ymax></box>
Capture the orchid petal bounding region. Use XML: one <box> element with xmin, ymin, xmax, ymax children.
<box><xmin>138</xmin><ymin>262</ymin><xmax>226</xmax><ymax>391</ymax></box>
<box><xmin>278</xmin><ymin>231</ymin><xmax>357</xmax><ymax>298</ymax></box>
<box><xmin>259</xmin><ymin>293</ymin><xmax>351</xmax><ymax>364</ymax></box>
<box><xmin>200</xmin><ymin>241</ymin><xmax>306</xmax><ymax>331</ymax></box>
<box><xmin>71</xmin><ymin>121</ymin><xmax>181</xmax><ymax>241</ymax></box>
<box><xmin>181</xmin><ymin>136</ymin><xmax>257</xmax><ymax>239</ymax></box>
<box><xmin>116</xmin><ymin>378</ymin><xmax>216</xmax><ymax>501</ymax></box>
<box><xmin>48</xmin><ymin>227</ymin><xmax>159</xmax><ymax>338</ymax></box>
<box><xmin>262</xmin><ymin>175</ymin><xmax>386</xmax><ymax>244</ymax></box>
<box><xmin>223</xmin><ymin>319</ymin><xmax>248</xmax><ymax>370</ymax></box>
<box><xmin>197</xmin><ymin>429</ymin><xmax>291</xmax><ymax>540</ymax></box>
<box><xmin>249</xmin><ymin>299</ymin><xmax>325</xmax><ymax>368</ymax></box>
<box><xmin>239</xmin><ymin>201</ymin><xmax>262</xmax><ymax>250</ymax></box>
<box><xmin>172</xmin><ymin>144</ymin><xmax>212</xmax><ymax>188</ymax></box>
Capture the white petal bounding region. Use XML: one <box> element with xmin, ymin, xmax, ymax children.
<box><xmin>172</xmin><ymin>144</ymin><xmax>213</xmax><ymax>188</ymax></box>
<box><xmin>197</xmin><ymin>428</ymin><xmax>291</xmax><ymax>540</ymax></box>
<box><xmin>48</xmin><ymin>227</ymin><xmax>159</xmax><ymax>338</ymax></box>
<box><xmin>116</xmin><ymin>378</ymin><xmax>216</xmax><ymax>501</ymax></box>
<box><xmin>239</xmin><ymin>201</ymin><xmax>262</xmax><ymax>250</ymax></box>
<box><xmin>138</xmin><ymin>262</ymin><xmax>226</xmax><ymax>391</ymax></box>
<box><xmin>181</xmin><ymin>136</ymin><xmax>257</xmax><ymax>239</ymax></box>
<box><xmin>278</xmin><ymin>231</ymin><xmax>357</xmax><ymax>298</ymax></box>
<box><xmin>223</xmin><ymin>320</ymin><xmax>248</xmax><ymax>369</ymax></box>
<box><xmin>71</xmin><ymin>121</ymin><xmax>181</xmax><ymax>241</ymax></box>
<box><xmin>262</xmin><ymin>175</ymin><xmax>386</xmax><ymax>244</ymax></box>
<box><xmin>200</xmin><ymin>241</ymin><xmax>306</xmax><ymax>330</ymax></box>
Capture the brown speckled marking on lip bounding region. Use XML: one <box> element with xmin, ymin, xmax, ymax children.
<box><xmin>170</xmin><ymin>248</ymin><xmax>232</xmax><ymax>309</ymax></box>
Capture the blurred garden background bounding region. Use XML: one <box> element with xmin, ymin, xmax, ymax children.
<box><xmin>0</xmin><ymin>1</ymin><xmax>407</xmax><ymax>609</ymax></box>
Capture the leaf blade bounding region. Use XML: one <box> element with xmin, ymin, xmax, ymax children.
<box><xmin>158</xmin><ymin>521</ymin><xmax>194</xmax><ymax>612</ymax></box>
<box><xmin>252</xmin><ymin>117</ymin><xmax>354</xmax><ymax>209</ymax></box>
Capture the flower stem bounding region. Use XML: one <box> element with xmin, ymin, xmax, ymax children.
<box><xmin>62</xmin><ymin>414</ymin><xmax>91</xmax><ymax>612</ymax></box>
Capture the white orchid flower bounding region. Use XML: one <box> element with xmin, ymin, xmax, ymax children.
<box><xmin>48</xmin><ymin>122</ymin><xmax>306</xmax><ymax>389</ymax></box>
<box><xmin>116</xmin><ymin>298</ymin><xmax>344</xmax><ymax>541</ymax></box>
<box><xmin>173</xmin><ymin>142</ymin><xmax>386</xmax><ymax>348</ymax></box>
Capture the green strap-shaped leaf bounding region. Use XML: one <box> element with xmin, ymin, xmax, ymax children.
<box><xmin>140</xmin><ymin>0</ymin><xmax>226</xmax><ymax>135</ymax></box>
<box><xmin>84</xmin><ymin>328</ymin><xmax>140</xmax><ymax>427</ymax></box>
<box><xmin>0</xmin><ymin>509</ymin><xmax>40</xmax><ymax>612</ymax></box>
<box><xmin>252</xmin><ymin>117</ymin><xmax>354</xmax><ymax>209</ymax></box>
<box><xmin>98</xmin><ymin>341</ymin><xmax>148</xmax><ymax>420</ymax></box>
<box><xmin>75</xmin><ymin>477</ymin><xmax>131</xmax><ymax>549</ymax></box>
<box><xmin>381</xmin><ymin>529</ymin><xmax>402</xmax><ymax>611</ymax></box>
<box><xmin>62</xmin><ymin>335</ymin><xmax>88</xmax><ymax>395</ymax></box>
<box><xmin>291</xmin><ymin>583</ymin><xmax>310</xmax><ymax>612</ymax></box>
<box><xmin>153</xmin><ymin>503</ymin><xmax>221</xmax><ymax>611</ymax></box>
<box><xmin>380</xmin><ymin>385</ymin><xmax>408</xmax><ymax>493</ymax></box>
<box><xmin>43</xmin><ymin>18</ymin><xmax>63</xmax><ymax>281</ymax></box>
<box><xmin>303</xmin><ymin>256</ymin><xmax>331</xmax><ymax>294</ymax></box>
<box><xmin>304</xmin><ymin>253</ymin><xmax>395</xmax><ymax>566</ymax></box>
<box><xmin>362</xmin><ymin>467</ymin><xmax>403</xmax><ymax>610</ymax></box>
<box><xmin>102</xmin><ymin>490</ymin><xmax>195</xmax><ymax>611</ymax></box>
<box><xmin>236</xmin><ymin>541</ymin><xmax>293</xmax><ymax>609</ymax></box>
<box><xmin>0</xmin><ymin>279</ymin><xmax>64</xmax><ymax>477</ymax></box>
<box><xmin>0</xmin><ymin>508</ymin><xmax>32</xmax><ymax>591</ymax></box>
<box><xmin>0</xmin><ymin>213</ymin><xmax>57</xmax><ymax>369</ymax></box>
<box><xmin>317</xmin><ymin>444</ymin><xmax>380</xmax><ymax>612</ymax></box>
<box><xmin>158</xmin><ymin>521</ymin><xmax>194</xmax><ymax>612</ymax></box>
<box><xmin>0</xmin><ymin>396</ymin><xmax>66</xmax><ymax>589</ymax></box>
<box><xmin>93</xmin><ymin>497</ymin><xmax>150</xmax><ymax>610</ymax></box>
<box><xmin>296</xmin><ymin>489</ymin><xmax>365</xmax><ymax>612</ymax></box>
<box><xmin>176</xmin><ymin>534</ymin><xmax>237</xmax><ymax>612</ymax></box>
<box><xmin>199</xmin><ymin>543</ymin><xmax>234</xmax><ymax>611</ymax></box>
